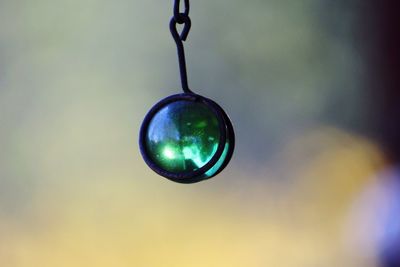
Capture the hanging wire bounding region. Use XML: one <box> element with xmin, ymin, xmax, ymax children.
<box><xmin>170</xmin><ymin>0</ymin><xmax>193</xmax><ymax>94</ymax></box>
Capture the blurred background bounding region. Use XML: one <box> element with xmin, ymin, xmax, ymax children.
<box><xmin>1</xmin><ymin>0</ymin><xmax>399</xmax><ymax>266</ymax></box>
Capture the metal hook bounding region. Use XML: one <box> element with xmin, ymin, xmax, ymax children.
<box><xmin>170</xmin><ymin>15</ymin><xmax>193</xmax><ymax>94</ymax></box>
<box><xmin>170</xmin><ymin>15</ymin><xmax>191</xmax><ymax>41</ymax></box>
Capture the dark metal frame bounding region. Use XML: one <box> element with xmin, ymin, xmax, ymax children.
<box><xmin>139</xmin><ymin>0</ymin><xmax>235</xmax><ymax>183</ymax></box>
<box><xmin>139</xmin><ymin>93</ymin><xmax>235</xmax><ymax>184</ymax></box>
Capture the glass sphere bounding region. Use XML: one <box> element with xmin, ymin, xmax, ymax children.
<box><xmin>145</xmin><ymin>100</ymin><xmax>228</xmax><ymax>176</ymax></box>
<box><xmin>140</xmin><ymin>94</ymin><xmax>234</xmax><ymax>183</ymax></box>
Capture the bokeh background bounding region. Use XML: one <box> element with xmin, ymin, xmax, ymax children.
<box><xmin>1</xmin><ymin>0</ymin><xmax>399</xmax><ymax>266</ymax></box>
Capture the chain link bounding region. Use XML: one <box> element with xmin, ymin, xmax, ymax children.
<box><xmin>171</xmin><ymin>0</ymin><xmax>191</xmax><ymax>41</ymax></box>
<box><xmin>173</xmin><ymin>0</ymin><xmax>190</xmax><ymax>24</ymax></box>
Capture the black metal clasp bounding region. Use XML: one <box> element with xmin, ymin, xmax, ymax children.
<box><xmin>170</xmin><ymin>6</ymin><xmax>192</xmax><ymax>94</ymax></box>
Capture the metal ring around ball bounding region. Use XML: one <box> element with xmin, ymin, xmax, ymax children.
<box><xmin>139</xmin><ymin>93</ymin><xmax>234</xmax><ymax>183</ymax></box>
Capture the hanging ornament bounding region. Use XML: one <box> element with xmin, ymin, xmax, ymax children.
<box><xmin>139</xmin><ymin>0</ymin><xmax>235</xmax><ymax>183</ymax></box>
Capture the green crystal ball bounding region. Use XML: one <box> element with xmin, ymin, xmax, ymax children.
<box><xmin>144</xmin><ymin>99</ymin><xmax>230</xmax><ymax>179</ymax></box>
